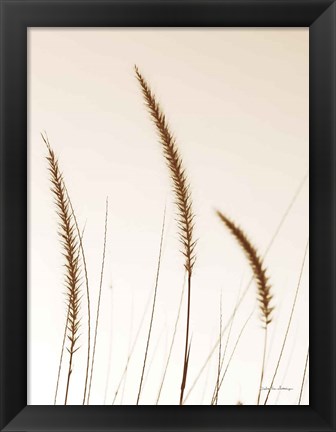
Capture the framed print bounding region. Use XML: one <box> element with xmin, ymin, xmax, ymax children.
<box><xmin>0</xmin><ymin>0</ymin><xmax>335</xmax><ymax>431</ymax></box>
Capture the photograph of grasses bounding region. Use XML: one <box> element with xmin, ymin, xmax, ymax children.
<box><xmin>28</xmin><ymin>28</ymin><xmax>309</xmax><ymax>406</ymax></box>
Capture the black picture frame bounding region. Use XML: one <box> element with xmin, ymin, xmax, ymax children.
<box><xmin>0</xmin><ymin>0</ymin><xmax>335</xmax><ymax>431</ymax></box>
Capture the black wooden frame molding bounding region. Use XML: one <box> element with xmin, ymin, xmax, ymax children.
<box><xmin>0</xmin><ymin>0</ymin><xmax>335</xmax><ymax>431</ymax></box>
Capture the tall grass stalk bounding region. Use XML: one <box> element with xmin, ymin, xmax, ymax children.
<box><xmin>216</xmin><ymin>211</ymin><xmax>273</xmax><ymax>405</ymax></box>
<box><xmin>135</xmin><ymin>66</ymin><xmax>196</xmax><ymax>405</ymax></box>
<box><xmin>43</xmin><ymin>134</ymin><xmax>82</xmax><ymax>405</ymax></box>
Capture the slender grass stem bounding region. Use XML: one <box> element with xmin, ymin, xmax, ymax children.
<box><xmin>54</xmin><ymin>303</ymin><xmax>70</xmax><ymax>405</ymax></box>
<box><xmin>210</xmin><ymin>308</ymin><xmax>255</xmax><ymax>405</ymax></box>
<box><xmin>87</xmin><ymin>198</ymin><xmax>109</xmax><ymax>404</ymax></box>
<box><xmin>120</xmin><ymin>295</ymin><xmax>134</xmax><ymax>405</ymax></box>
<box><xmin>143</xmin><ymin>325</ymin><xmax>166</xmax><ymax>390</ymax></box>
<box><xmin>156</xmin><ymin>273</ymin><xmax>186</xmax><ymax>404</ymax></box>
<box><xmin>103</xmin><ymin>283</ymin><xmax>114</xmax><ymax>405</ymax></box>
<box><xmin>180</xmin><ymin>273</ymin><xmax>192</xmax><ymax>405</ymax></box>
<box><xmin>137</xmin><ymin>207</ymin><xmax>166</xmax><ymax>404</ymax></box>
<box><xmin>275</xmin><ymin>330</ymin><xmax>298</xmax><ymax>404</ymax></box>
<box><xmin>112</xmin><ymin>287</ymin><xmax>153</xmax><ymax>405</ymax></box>
<box><xmin>214</xmin><ymin>290</ymin><xmax>223</xmax><ymax>405</ymax></box>
<box><xmin>257</xmin><ymin>326</ymin><xmax>268</xmax><ymax>405</ymax></box>
<box><xmin>64</xmin><ymin>346</ymin><xmax>74</xmax><ymax>405</ymax></box>
<box><xmin>263</xmin><ymin>240</ymin><xmax>309</xmax><ymax>405</ymax></box>
<box><xmin>200</xmin><ymin>339</ymin><xmax>213</xmax><ymax>405</ymax></box>
<box><xmin>210</xmin><ymin>282</ymin><xmax>242</xmax><ymax>404</ymax></box>
<box><xmin>298</xmin><ymin>348</ymin><xmax>309</xmax><ymax>405</ymax></box>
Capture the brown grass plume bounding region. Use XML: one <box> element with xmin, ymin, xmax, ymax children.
<box><xmin>43</xmin><ymin>133</ymin><xmax>82</xmax><ymax>405</ymax></box>
<box><xmin>135</xmin><ymin>66</ymin><xmax>196</xmax><ymax>405</ymax></box>
<box><xmin>216</xmin><ymin>210</ymin><xmax>273</xmax><ymax>405</ymax></box>
<box><xmin>216</xmin><ymin>211</ymin><xmax>273</xmax><ymax>326</ymax></box>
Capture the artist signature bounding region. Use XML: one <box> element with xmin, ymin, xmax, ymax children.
<box><xmin>261</xmin><ymin>386</ymin><xmax>293</xmax><ymax>391</ymax></box>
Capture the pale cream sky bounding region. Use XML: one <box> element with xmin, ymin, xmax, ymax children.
<box><xmin>28</xmin><ymin>28</ymin><xmax>309</xmax><ymax>406</ymax></box>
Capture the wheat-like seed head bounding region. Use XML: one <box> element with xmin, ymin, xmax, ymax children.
<box><xmin>134</xmin><ymin>66</ymin><xmax>196</xmax><ymax>275</ymax></box>
<box><xmin>42</xmin><ymin>133</ymin><xmax>82</xmax><ymax>356</ymax></box>
<box><xmin>216</xmin><ymin>211</ymin><xmax>273</xmax><ymax>326</ymax></box>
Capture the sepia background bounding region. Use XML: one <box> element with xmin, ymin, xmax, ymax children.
<box><xmin>28</xmin><ymin>28</ymin><xmax>309</xmax><ymax>405</ymax></box>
